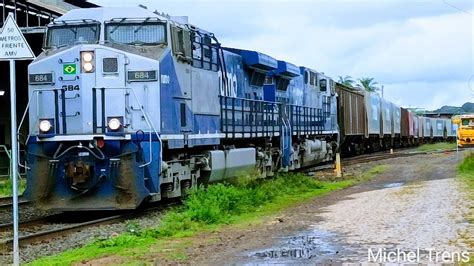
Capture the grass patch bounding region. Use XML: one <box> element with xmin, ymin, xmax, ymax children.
<box><xmin>29</xmin><ymin>166</ymin><xmax>388</xmax><ymax>265</ymax></box>
<box><xmin>416</xmin><ymin>142</ymin><xmax>455</xmax><ymax>152</ymax></box>
<box><xmin>0</xmin><ymin>178</ymin><xmax>26</xmax><ymax>197</ymax></box>
<box><xmin>458</xmin><ymin>153</ymin><xmax>474</xmax><ymax>180</ymax></box>
<box><xmin>360</xmin><ymin>164</ymin><xmax>390</xmax><ymax>181</ymax></box>
<box><xmin>458</xmin><ymin>153</ymin><xmax>474</xmax><ymax>265</ymax></box>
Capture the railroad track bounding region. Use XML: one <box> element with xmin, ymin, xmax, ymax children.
<box><xmin>305</xmin><ymin>148</ymin><xmax>460</xmax><ymax>173</ymax></box>
<box><xmin>341</xmin><ymin>148</ymin><xmax>460</xmax><ymax>166</ymax></box>
<box><xmin>0</xmin><ymin>196</ymin><xmax>28</xmax><ymax>211</ymax></box>
<box><xmin>0</xmin><ymin>202</ymin><xmax>176</xmax><ymax>251</ymax></box>
<box><xmin>0</xmin><ymin>214</ymin><xmax>56</xmax><ymax>234</ymax></box>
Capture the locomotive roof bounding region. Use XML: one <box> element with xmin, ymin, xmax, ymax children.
<box><xmin>53</xmin><ymin>7</ymin><xmax>163</xmax><ymax>23</ymax></box>
<box><xmin>51</xmin><ymin>7</ymin><xmax>205</xmax><ymax>32</ymax></box>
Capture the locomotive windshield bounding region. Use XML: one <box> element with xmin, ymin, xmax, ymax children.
<box><xmin>105</xmin><ymin>20</ymin><xmax>167</xmax><ymax>45</ymax></box>
<box><xmin>461</xmin><ymin>118</ymin><xmax>474</xmax><ymax>127</ymax></box>
<box><xmin>45</xmin><ymin>23</ymin><xmax>100</xmax><ymax>48</ymax></box>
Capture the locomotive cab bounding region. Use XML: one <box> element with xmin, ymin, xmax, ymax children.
<box><xmin>455</xmin><ymin>115</ymin><xmax>474</xmax><ymax>147</ymax></box>
<box><xmin>24</xmin><ymin>8</ymin><xmax>169</xmax><ymax>210</ymax></box>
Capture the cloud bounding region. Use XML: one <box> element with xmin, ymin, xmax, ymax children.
<box><xmin>384</xmin><ymin>80</ymin><xmax>472</xmax><ymax>110</ymax></box>
<box><xmin>350</xmin><ymin>11</ymin><xmax>472</xmax><ymax>83</ymax></box>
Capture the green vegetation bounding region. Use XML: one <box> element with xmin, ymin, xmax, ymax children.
<box><xmin>458</xmin><ymin>153</ymin><xmax>474</xmax><ymax>265</ymax></box>
<box><xmin>416</xmin><ymin>142</ymin><xmax>456</xmax><ymax>152</ymax></box>
<box><xmin>29</xmin><ymin>166</ymin><xmax>388</xmax><ymax>265</ymax></box>
<box><xmin>0</xmin><ymin>178</ymin><xmax>26</xmax><ymax>197</ymax></box>
<box><xmin>359</xmin><ymin>165</ymin><xmax>389</xmax><ymax>181</ymax></box>
<box><xmin>336</xmin><ymin>75</ymin><xmax>381</xmax><ymax>92</ymax></box>
<box><xmin>357</xmin><ymin>77</ymin><xmax>379</xmax><ymax>92</ymax></box>
<box><xmin>337</xmin><ymin>75</ymin><xmax>355</xmax><ymax>87</ymax></box>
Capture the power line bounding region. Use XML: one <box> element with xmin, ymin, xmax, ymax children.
<box><xmin>442</xmin><ymin>0</ymin><xmax>472</xmax><ymax>15</ymax></box>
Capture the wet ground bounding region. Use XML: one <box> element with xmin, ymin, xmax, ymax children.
<box><xmin>184</xmin><ymin>151</ymin><xmax>473</xmax><ymax>265</ymax></box>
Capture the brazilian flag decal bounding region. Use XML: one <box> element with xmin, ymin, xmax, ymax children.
<box><xmin>63</xmin><ymin>64</ymin><xmax>77</xmax><ymax>75</ymax></box>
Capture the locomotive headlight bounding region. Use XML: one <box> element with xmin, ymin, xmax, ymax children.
<box><xmin>83</xmin><ymin>62</ymin><xmax>94</xmax><ymax>72</ymax></box>
<box><xmin>39</xmin><ymin>120</ymin><xmax>52</xmax><ymax>133</ymax></box>
<box><xmin>81</xmin><ymin>51</ymin><xmax>95</xmax><ymax>73</ymax></box>
<box><xmin>108</xmin><ymin>118</ymin><xmax>122</xmax><ymax>131</ymax></box>
<box><xmin>82</xmin><ymin>52</ymin><xmax>93</xmax><ymax>62</ymax></box>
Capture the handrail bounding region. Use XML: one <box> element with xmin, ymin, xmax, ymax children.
<box><xmin>0</xmin><ymin>145</ymin><xmax>12</xmax><ymax>178</ymax></box>
<box><xmin>284</xmin><ymin>106</ymin><xmax>292</xmax><ymax>147</ymax></box>
<box><xmin>128</xmin><ymin>87</ymin><xmax>161</xmax><ymax>168</ymax></box>
<box><xmin>94</xmin><ymin>87</ymin><xmax>161</xmax><ymax>168</ymax></box>
<box><xmin>276</xmin><ymin>105</ymin><xmax>289</xmax><ymax>150</ymax></box>
<box><xmin>0</xmin><ymin>146</ymin><xmax>25</xmax><ymax>177</ymax></box>
<box><xmin>18</xmin><ymin>88</ymin><xmax>64</xmax><ymax>170</ymax></box>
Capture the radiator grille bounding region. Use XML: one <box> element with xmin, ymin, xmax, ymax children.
<box><xmin>103</xmin><ymin>57</ymin><xmax>118</xmax><ymax>73</ymax></box>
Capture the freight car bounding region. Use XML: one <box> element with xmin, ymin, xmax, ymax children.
<box><xmin>335</xmin><ymin>83</ymin><xmax>454</xmax><ymax>153</ymax></box>
<box><xmin>335</xmin><ymin>83</ymin><xmax>366</xmax><ymax>154</ymax></box>
<box><xmin>21</xmin><ymin>7</ymin><xmax>337</xmax><ymax>211</ymax></box>
<box><xmin>336</xmin><ymin>84</ymin><xmax>410</xmax><ymax>154</ymax></box>
<box><xmin>400</xmin><ymin>108</ymin><xmax>414</xmax><ymax>146</ymax></box>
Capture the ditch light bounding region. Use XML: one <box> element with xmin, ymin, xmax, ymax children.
<box><xmin>0</xmin><ymin>90</ymin><xmax>5</xmax><ymax>96</ymax></box>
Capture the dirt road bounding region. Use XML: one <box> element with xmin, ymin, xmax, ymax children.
<box><xmin>186</xmin><ymin>151</ymin><xmax>473</xmax><ymax>265</ymax></box>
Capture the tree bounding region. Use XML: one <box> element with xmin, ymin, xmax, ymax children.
<box><xmin>357</xmin><ymin>77</ymin><xmax>379</xmax><ymax>92</ymax></box>
<box><xmin>337</xmin><ymin>75</ymin><xmax>355</xmax><ymax>87</ymax></box>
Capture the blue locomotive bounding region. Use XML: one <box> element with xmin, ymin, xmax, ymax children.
<box><xmin>23</xmin><ymin>7</ymin><xmax>338</xmax><ymax>210</ymax></box>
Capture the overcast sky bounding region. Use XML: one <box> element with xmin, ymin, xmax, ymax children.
<box><xmin>92</xmin><ymin>0</ymin><xmax>473</xmax><ymax>110</ymax></box>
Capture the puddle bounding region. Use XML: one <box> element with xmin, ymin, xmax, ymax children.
<box><xmin>247</xmin><ymin>229</ymin><xmax>353</xmax><ymax>264</ymax></box>
<box><xmin>383</xmin><ymin>182</ymin><xmax>405</xmax><ymax>188</ymax></box>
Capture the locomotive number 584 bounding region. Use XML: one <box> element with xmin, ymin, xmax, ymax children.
<box><xmin>62</xmin><ymin>85</ymin><xmax>80</xmax><ymax>91</ymax></box>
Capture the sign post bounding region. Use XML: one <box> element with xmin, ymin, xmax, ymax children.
<box><xmin>0</xmin><ymin>13</ymin><xmax>35</xmax><ymax>266</ymax></box>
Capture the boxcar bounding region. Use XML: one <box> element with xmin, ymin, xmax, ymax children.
<box><xmin>400</xmin><ymin>108</ymin><xmax>409</xmax><ymax>137</ymax></box>
<box><xmin>445</xmin><ymin>119</ymin><xmax>454</xmax><ymax>138</ymax></box>
<box><xmin>364</xmin><ymin>91</ymin><xmax>382</xmax><ymax>138</ymax></box>
<box><xmin>381</xmin><ymin>98</ymin><xmax>392</xmax><ymax>136</ymax></box>
<box><xmin>335</xmin><ymin>83</ymin><xmax>366</xmax><ymax>154</ymax></box>
<box><xmin>423</xmin><ymin>117</ymin><xmax>432</xmax><ymax>139</ymax></box>
<box><xmin>400</xmin><ymin>107</ymin><xmax>414</xmax><ymax>146</ymax></box>
<box><xmin>336</xmin><ymin>84</ymin><xmax>366</xmax><ymax>136</ymax></box>
<box><xmin>392</xmin><ymin>103</ymin><xmax>401</xmax><ymax>147</ymax></box>
<box><xmin>412</xmin><ymin>113</ymin><xmax>419</xmax><ymax>145</ymax></box>
<box><xmin>433</xmin><ymin>119</ymin><xmax>445</xmax><ymax>138</ymax></box>
<box><xmin>418</xmin><ymin>116</ymin><xmax>425</xmax><ymax>141</ymax></box>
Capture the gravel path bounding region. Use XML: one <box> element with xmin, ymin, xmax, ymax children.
<box><xmin>311</xmin><ymin>173</ymin><xmax>471</xmax><ymax>263</ymax></box>
<box><xmin>179</xmin><ymin>151</ymin><xmax>473</xmax><ymax>265</ymax></box>
<box><xmin>246</xmin><ymin>151</ymin><xmax>473</xmax><ymax>264</ymax></box>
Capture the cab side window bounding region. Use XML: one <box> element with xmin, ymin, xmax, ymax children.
<box><xmin>171</xmin><ymin>25</ymin><xmax>192</xmax><ymax>62</ymax></box>
<box><xmin>191</xmin><ymin>31</ymin><xmax>218</xmax><ymax>71</ymax></box>
<box><xmin>320</xmin><ymin>79</ymin><xmax>327</xmax><ymax>91</ymax></box>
